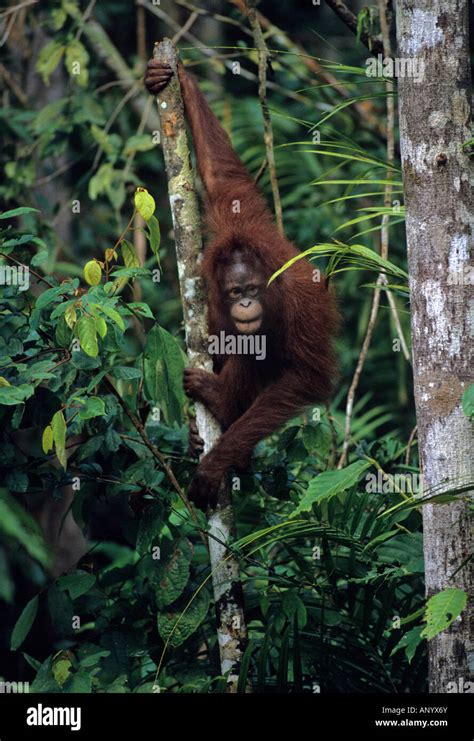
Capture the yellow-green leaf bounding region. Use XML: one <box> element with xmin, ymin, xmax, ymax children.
<box><xmin>134</xmin><ymin>188</ymin><xmax>155</xmax><ymax>221</ymax></box>
<box><xmin>122</xmin><ymin>240</ymin><xmax>140</xmax><ymax>269</ymax></box>
<box><xmin>76</xmin><ymin>316</ymin><xmax>98</xmax><ymax>357</ymax></box>
<box><xmin>36</xmin><ymin>41</ymin><xmax>65</xmax><ymax>85</ymax></box>
<box><xmin>51</xmin><ymin>410</ymin><xmax>67</xmax><ymax>470</ymax></box>
<box><xmin>64</xmin><ymin>304</ymin><xmax>77</xmax><ymax>329</ymax></box>
<box><xmin>42</xmin><ymin>425</ymin><xmax>54</xmax><ymax>454</ymax></box>
<box><xmin>84</xmin><ymin>260</ymin><xmax>102</xmax><ymax>286</ymax></box>
<box><xmin>65</xmin><ymin>39</ymin><xmax>89</xmax><ymax>88</ymax></box>
<box><xmin>0</xmin><ymin>377</ymin><xmax>11</xmax><ymax>387</ymax></box>
<box><xmin>94</xmin><ymin>316</ymin><xmax>107</xmax><ymax>339</ymax></box>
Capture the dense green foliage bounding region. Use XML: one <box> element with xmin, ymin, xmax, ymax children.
<box><xmin>0</xmin><ymin>0</ymin><xmax>468</xmax><ymax>694</ymax></box>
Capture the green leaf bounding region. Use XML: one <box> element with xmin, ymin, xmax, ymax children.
<box><xmin>421</xmin><ymin>588</ymin><xmax>467</xmax><ymax>640</ymax></box>
<box><xmin>76</xmin><ymin>316</ymin><xmax>99</xmax><ymax>357</ymax></box>
<box><xmin>147</xmin><ymin>215</ymin><xmax>161</xmax><ymax>266</ymax></box>
<box><xmin>78</xmin><ymin>396</ymin><xmax>106</xmax><ymax>419</ymax></box>
<box><xmin>84</xmin><ymin>260</ymin><xmax>102</xmax><ymax>286</ymax></box>
<box><xmin>36</xmin><ymin>284</ymin><xmax>67</xmax><ymax>310</ymax></box>
<box><xmin>123</xmin><ymin>134</ymin><xmax>156</xmax><ymax>154</ymax></box>
<box><xmin>461</xmin><ymin>384</ymin><xmax>474</xmax><ymax>418</ymax></box>
<box><xmin>109</xmin><ymin>366</ymin><xmax>142</xmax><ymax>380</ymax></box>
<box><xmin>127</xmin><ymin>302</ymin><xmax>154</xmax><ymax>319</ymax></box>
<box><xmin>94</xmin><ymin>316</ymin><xmax>107</xmax><ymax>338</ymax></box>
<box><xmin>0</xmin><ymin>207</ymin><xmax>39</xmax><ymax>219</ymax></box>
<box><xmin>64</xmin><ymin>672</ymin><xmax>92</xmax><ymax>693</ymax></box>
<box><xmin>58</xmin><ymin>570</ymin><xmax>96</xmax><ymax>599</ymax></box>
<box><xmin>290</xmin><ymin>460</ymin><xmax>371</xmax><ymax>517</ymax></box>
<box><xmin>122</xmin><ymin>240</ymin><xmax>140</xmax><ymax>269</ymax></box>
<box><xmin>65</xmin><ymin>39</ymin><xmax>89</xmax><ymax>87</ymax></box>
<box><xmin>0</xmin><ymin>490</ymin><xmax>50</xmax><ymax>567</ymax></box>
<box><xmin>143</xmin><ymin>325</ymin><xmax>186</xmax><ymax>426</ymax></box>
<box><xmin>51</xmin><ymin>409</ymin><xmax>67</xmax><ymax>469</ymax></box>
<box><xmin>53</xmin><ymin>652</ymin><xmax>73</xmax><ymax>686</ymax></box>
<box><xmin>11</xmin><ymin>596</ymin><xmax>39</xmax><ymax>650</ymax></box>
<box><xmin>134</xmin><ymin>188</ymin><xmax>155</xmax><ymax>221</ymax></box>
<box><xmin>98</xmin><ymin>304</ymin><xmax>125</xmax><ymax>331</ymax></box>
<box><xmin>157</xmin><ymin>589</ymin><xmax>210</xmax><ymax>648</ymax></box>
<box><xmin>151</xmin><ymin>540</ymin><xmax>192</xmax><ymax>610</ymax></box>
<box><xmin>391</xmin><ymin>625</ymin><xmax>424</xmax><ymax>663</ymax></box>
<box><xmin>36</xmin><ymin>40</ymin><xmax>65</xmax><ymax>84</ymax></box>
<box><xmin>0</xmin><ymin>384</ymin><xmax>34</xmax><ymax>406</ymax></box>
<box><xmin>302</xmin><ymin>423</ymin><xmax>331</xmax><ymax>460</ymax></box>
<box><xmin>110</xmin><ymin>267</ymin><xmax>151</xmax><ymax>279</ymax></box>
<box><xmin>65</xmin><ymin>304</ymin><xmax>77</xmax><ymax>329</ymax></box>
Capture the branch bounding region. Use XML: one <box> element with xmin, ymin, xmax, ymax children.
<box><xmin>324</xmin><ymin>0</ymin><xmax>384</xmax><ymax>56</ymax></box>
<box><xmin>338</xmin><ymin>1</ymin><xmax>400</xmax><ymax>467</ymax></box>
<box><xmin>152</xmin><ymin>38</ymin><xmax>248</xmax><ymax>692</ymax></box>
<box><xmin>244</xmin><ymin>1</ymin><xmax>284</xmax><ymax>233</ymax></box>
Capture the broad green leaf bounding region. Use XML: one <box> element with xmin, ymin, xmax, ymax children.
<box><xmin>157</xmin><ymin>589</ymin><xmax>210</xmax><ymax>648</ymax></box>
<box><xmin>421</xmin><ymin>589</ymin><xmax>467</xmax><ymax>640</ymax></box>
<box><xmin>11</xmin><ymin>596</ymin><xmax>39</xmax><ymax>650</ymax></box>
<box><xmin>52</xmin><ymin>410</ymin><xmax>67</xmax><ymax>469</ymax></box>
<box><xmin>58</xmin><ymin>570</ymin><xmax>96</xmax><ymax>599</ymax></box>
<box><xmin>143</xmin><ymin>325</ymin><xmax>186</xmax><ymax>426</ymax></box>
<box><xmin>84</xmin><ymin>260</ymin><xmax>102</xmax><ymax>286</ymax></box>
<box><xmin>290</xmin><ymin>460</ymin><xmax>371</xmax><ymax>517</ymax></box>
<box><xmin>134</xmin><ymin>188</ymin><xmax>155</xmax><ymax>221</ymax></box>
<box><xmin>0</xmin><ymin>384</ymin><xmax>34</xmax><ymax>406</ymax></box>
<box><xmin>151</xmin><ymin>541</ymin><xmax>192</xmax><ymax>609</ymax></box>
<box><xmin>76</xmin><ymin>316</ymin><xmax>98</xmax><ymax>357</ymax></box>
<box><xmin>78</xmin><ymin>396</ymin><xmax>105</xmax><ymax>419</ymax></box>
<box><xmin>122</xmin><ymin>240</ymin><xmax>140</xmax><ymax>269</ymax></box>
<box><xmin>302</xmin><ymin>423</ymin><xmax>331</xmax><ymax>460</ymax></box>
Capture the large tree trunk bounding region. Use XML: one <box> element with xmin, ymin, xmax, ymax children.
<box><xmin>395</xmin><ymin>0</ymin><xmax>473</xmax><ymax>692</ymax></box>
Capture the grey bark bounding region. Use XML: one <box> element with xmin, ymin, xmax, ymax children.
<box><xmin>153</xmin><ymin>39</ymin><xmax>247</xmax><ymax>692</ymax></box>
<box><xmin>395</xmin><ymin>0</ymin><xmax>473</xmax><ymax>692</ymax></box>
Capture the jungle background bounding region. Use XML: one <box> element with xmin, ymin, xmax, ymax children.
<box><xmin>0</xmin><ymin>0</ymin><xmax>471</xmax><ymax>694</ymax></box>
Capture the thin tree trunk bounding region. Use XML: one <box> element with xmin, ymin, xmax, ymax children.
<box><xmin>395</xmin><ymin>0</ymin><xmax>473</xmax><ymax>692</ymax></box>
<box><xmin>152</xmin><ymin>38</ymin><xmax>247</xmax><ymax>692</ymax></box>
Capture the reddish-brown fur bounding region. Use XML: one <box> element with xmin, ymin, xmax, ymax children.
<box><xmin>145</xmin><ymin>60</ymin><xmax>340</xmax><ymax>509</ymax></box>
